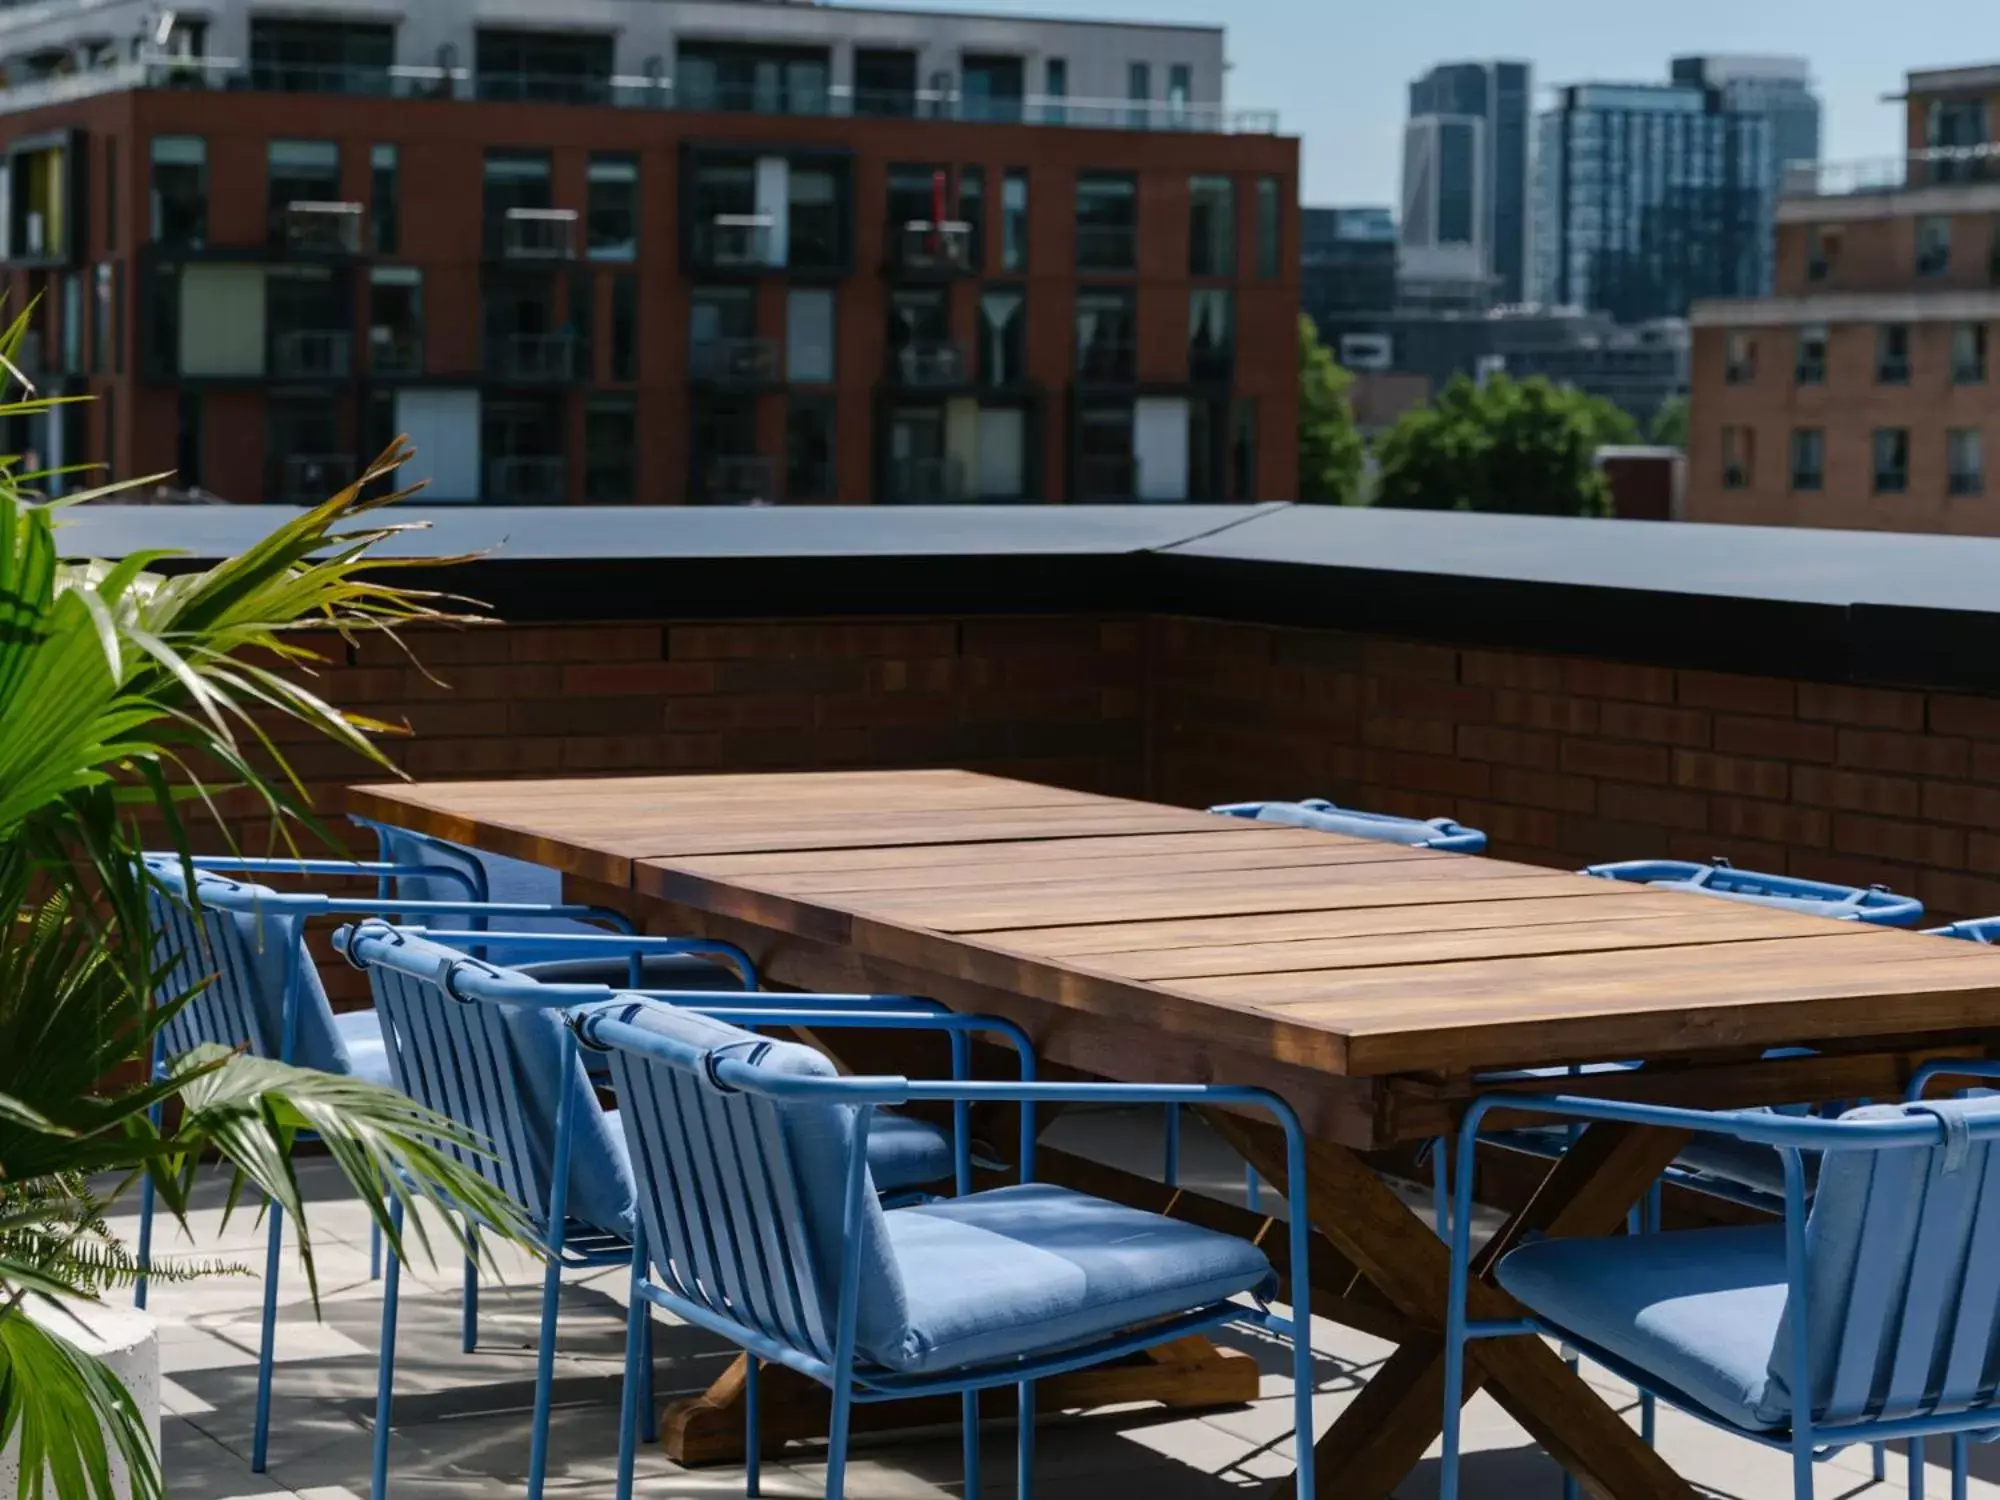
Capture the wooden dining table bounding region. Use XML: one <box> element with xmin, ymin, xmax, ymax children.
<box><xmin>349</xmin><ymin>769</ymin><xmax>2000</xmax><ymax>1500</ymax></box>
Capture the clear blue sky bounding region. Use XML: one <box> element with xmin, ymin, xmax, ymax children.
<box><xmin>880</xmin><ymin>0</ymin><xmax>1996</xmax><ymax>204</ymax></box>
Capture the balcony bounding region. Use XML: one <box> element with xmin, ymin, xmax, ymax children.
<box><xmin>692</xmin><ymin>216</ymin><xmax>775</xmax><ymax>271</ymax></box>
<box><xmin>888</xmin><ymin>340</ymin><xmax>968</xmax><ymax>389</ymax></box>
<box><xmin>1075</xmin><ymin>454</ymin><xmax>1138</xmax><ymax>500</ymax></box>
<box><xmin>689</xmin><ymin>338</ymin><xmax>781</xmax><ymax>388</ymax></box>
<box><xmin>699</xmin><ymin>455</ymin><xmax>778</xmax><ymax>505</ymax></box>
<box><xmin>1076</xmin><ymin>225</ymin><xmax>1137</xmax><ymax>273</ymax></box>
<box><xmin>247</xmin><ymin>61</ymin><xmax>394</xmax><ymax>96</ymax></box>
<box><xmin>1781</xmin><ymin>143</ymin><xmax>2000</xmax><ymax>202</ymax></box>
<box><xmin>883</xmin><ymin>455</ymin><xmax>967</xmax><ymax>503</ymax></box>
<box><xmin>485</xmin><ymin>455</ymin><xmax>568</xmax><ymax>504</ymax></box>
<box><xmin>276</xmin><ymin>454</ymin><xmax>354</xmax><ymax>503</ymax></box>
<box><xmin>485</xmin><ymin>332</ymin><xmax>577</xmax><ymax>383</ymax></box>
<box><xmin>271</xmin><ymin>330</ymin><xmax>353</xmax><ymax>379</ymax></box>
<box><xmin>279</xmin><ymin>201</ymin><xmax>364</xmax><ymax>256</ymax></box>
<box><xmin>369</xmin><ymin>332</ymin><xmax>423</xmax><ymax>378</ymax></box>
<box><xmin>495</xmin><ymin>209</ymin><xmax>578</xmax><ymax>262</ymax></box>
<box><xmin>892</xmin><ymin>221</ymin><xmax>975</xmax><ymax>275</ymax></box>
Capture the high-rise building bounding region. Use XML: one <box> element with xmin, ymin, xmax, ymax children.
<box><xmin>1301</xmin><ymin>206</ymin><xmax>1397</xmax><ymax>325</ymax></box>
<box><xmin>1533</xmin><ymin>82</ymin><xmax>1771</xmax><ymax>324</ymax></box>
<box><xmin>1399</xmin><ymin>61</ymin><xmax>1531</xmax><ymax>308</ymax></box>
<box><xmin>1687</xmin><ymin>64</ymin><xmax>2000</xmax><ymax>533</ymax></box>
<box><xmin>1672</xmin><ymin>55</ymin><xmax>1821</xmax><ymax>292</ymax></box>
<box><xmin>0</xmin><ymin>0</ymin><xmax>1296</xmax><ymax>506</ymax></box>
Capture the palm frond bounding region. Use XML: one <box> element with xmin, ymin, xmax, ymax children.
<box><xmin>0</xmin><ymin>1309</ymin><xmax>165</xmax><ymax>1500</ymax></box>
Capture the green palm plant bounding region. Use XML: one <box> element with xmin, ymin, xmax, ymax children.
<box><xmin>0</xmin><ymin>310</ymin><xmax>537</xmax><ymax>1499</ymax></box>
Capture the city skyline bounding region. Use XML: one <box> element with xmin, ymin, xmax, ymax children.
<box><xmin>890</xmin><ymin>0</ymin><xmax>1991</xmax><ymax>205</ymax></box>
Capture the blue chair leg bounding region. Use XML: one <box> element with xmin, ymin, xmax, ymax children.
<box><xmin>826</xmin><ymin>1381</ymin><xmax>854</xmax><ymax>1500</ymax></box>
<box><xmin>1016</xmin><ymin>1380</ymin><xmax>1035</xmax><ymax>1500</ymax></box>
<box><xmin>461</xmin><ymin>1232</ymin><xmax>480</xmax><ymax>1354</ymax></box>
<box><xmin>614</xmin><ymin>1265</ymin><xmax>646</xmax><ymax>1500</ymax></box>
<box><xmin>525</xmin><ymin>1240</ymin><xmax>564</xmax><ymax>1500</ymax></box>
<box><xmin>134</xmin><ymin>1170</ymin><xmax>156</xmax><ymax>1311</ymax></box>
<box><xmin>1877</xmin><ymin>1444</ymin><xmax>1889</xmax><ymax>1481</ymax></box>
<box><xmin>1431</xmin><ymin>1136</ymin><xmax>1450</xmax><ymax>1240</ymax></box>
<box><xmin>641</xmin><ymin>1312</ymin><xmax>657</xmax><ymax>1445</ymax></box>
<box><xmin>1559</xmin><ymin>1348</ymin><xmax>1580</xmax><ymax>1500</ymax></box>
<box><xmin>1952</xmin><ymin>1434</ymin><xmax>1968</xmax><ymax>1500</ymax></box>
<box><xmin>1910</xmin><ymin>1437</ymin><xmax>1926</xmax><ymax>1500</ymax></box>
<box><xmin>745</xmin><ymin>1354</ymin><xmax>762</xmax><ymax>1499</ymax></box>
<box><xmin>251</xmin><ymin>1203</ymin><xmax>284</xmax><ymax>1472</ymax></box>
<box><xmin>371</xmin><ymin>1200</ymin><xmax>405</xmax><ymax>1500</ymax></box>
<box><xmin>963</xmin><ymin>1389</ymin><xmax>982</xmax><ymax>1500</ymax></box>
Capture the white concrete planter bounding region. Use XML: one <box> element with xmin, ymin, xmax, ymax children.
<box><xmin>0</xmin><ymin>1299</ymin><xmax>161</xmax><ymax>1499</ymax></box>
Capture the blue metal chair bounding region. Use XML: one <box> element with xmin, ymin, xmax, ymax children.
<box><xmin>1210</xmin><ymin>798</ymin><xmax>1488</xmax><ymax>853</ymax></box>
<box><xmin>1581</xmin><ymin>858</ymin><xmax>1925</xmax><ymax>926</ymax></box>
<box><xmin>1441</xmin><ymin>1089</ymin><xmax>2000</xmax><ymax>1500</ymax></box>
<box><xmin>580</xmin><ymin>997</ymin><xmax>1319</xmax><ymax>1500</ymax></box>
<box><xmin>133</xmin><ymin>855</ymin><xmax>741</xmax><ymax>1473</ymax></box>
<box><xmin>1929</xmin><ymin>916</ymin><xmax>2000</xmax><ymax>944</ymax></box>
<box><xmin>336</xmin><ymin>922</ymin><xmax>992</xmax><ymax>1500</ymax></box>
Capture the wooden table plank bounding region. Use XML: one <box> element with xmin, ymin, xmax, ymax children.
<box><xmin>668</xmin><ymin>825</ymin><xmax>1351</xmax><ymax>876</ymax></box>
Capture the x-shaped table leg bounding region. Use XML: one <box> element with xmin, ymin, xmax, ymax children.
<box><xmin>1211</xmin><ymin>1113</ymin><xmax>1698</xmax><ymax>1500</ymax></box>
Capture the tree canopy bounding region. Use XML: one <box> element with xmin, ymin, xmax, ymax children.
<box><xmin>1297</xmin><ymin>315</ymin><xmax>1365</xmax><ymax>505</ymax></box>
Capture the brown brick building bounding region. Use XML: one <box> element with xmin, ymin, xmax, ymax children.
<box><xmin>0</xmin><ymin>2</ymin><xmax>1296</xmax><ymax>506</ymax></box>
<box><xmin>1688</xmin><ymin>63</ymin><xmax>2000</xmax><ymax>532</ymax></box>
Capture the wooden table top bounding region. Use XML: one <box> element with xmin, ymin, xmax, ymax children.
<box><xmin>349</xmin><ymin>770</ymin><xmax>2000</xmax><ymax>1081</ymax></box>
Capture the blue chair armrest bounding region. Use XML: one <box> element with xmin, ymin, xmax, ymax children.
<box><xmin>183</xmin><ymin>856</ymin><xmax>482</xmax><ymax>900</ymax></box>
<box><xmin>1908</xmin><ymin>1057</ymin><xmax>2000</xmax><ymax>1100</ymax></box>
<box><xmin>393</xmin><ymin>925</ymin><xmax>753</xmax><ymax>988</ymax></box>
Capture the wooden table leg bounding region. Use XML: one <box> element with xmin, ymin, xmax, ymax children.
<box><xmin>1213</xmin><ymin>1114</ymin><xmax>1697</xmax><ymax>1500</ymax></box>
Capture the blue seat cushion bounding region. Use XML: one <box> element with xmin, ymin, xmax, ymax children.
<box><xmin>867</xmin><ymin>1183</ymin><xmax>1275</xmax><ymax>1376</ymax></box>
<box><xmin>1674</xmin><ymin>1134</ymin><xmax>1821</xmax><ymax>1199</ymax></box>
<box><xmin>861</xmin><ymin>1112</ymin><xmax>955</xmax><ymax>1195</ymax></box>
<box><xmin>1498</xmin><ymin>1223</ymin><xmax>1790</xmax><ymax>1431</ymax></box>
<box><xmin>332</xmin><ymin>1009</ymin><xmax>392</xmax><ymax>1088</ymax></box>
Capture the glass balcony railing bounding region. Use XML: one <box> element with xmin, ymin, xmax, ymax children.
<box><xmin>1075</xmin><ymin>454</ymin><xmax>1138</xmax><ymax>501</ymax></box>
<box><xmin>270</xmin><ymin>329</ymin><xmax>353</xmax><ymax>379</ymax></box>
<box><xmin>888</xmin><ymin>340</ymin><xmax>968</xmax><ymax>388</ymax></box>
<box><xmin>884</xmin><ymin>455</ymin><xmax>968</xmax><ymax>503</ymax></box>
<box><xmin>689</xmin><ymin>337</ymin><xmax>781</xmax><ymax>386</ymax></box>
<box><xmin>699</xmin><ymin>455</ymin><xmax>778</xmax><ymax>506</ymax></box>
<box><xmin>893</xmin><ymin>221</ymin><xmax>975</xmax><ymax>274</ymax></box>
<box><xmin>486</xmin><ymin>455</ymin><xmax>568</xmax><ymax>504</ymax></box>
<box><xmin>1782</xmin><ymin>143</ymin><xmax>2000</xmax><ymax>199</ymax></box>
<box><xmin>485</xmin><ymin>332</ymin><xmax>577</xmax><ymax>383</ymax></box>
<box><xmin>0</xmin><ymin>52</ymin><xmax>1281</xmax><ymax>135</ymax></box>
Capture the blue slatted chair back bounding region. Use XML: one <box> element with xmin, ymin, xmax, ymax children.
<box><xmin>362</xmin><ymin>821</ymin><xmax>608</xmax><ymax>966</ymax></box>
<box><xmin>1582</xmin><ymin>858</ymin><xmax>1924</xmax><ymax>926</ymax></box>
<box><xmin>590</xmin><ymin>1001</ymin><xmax>905</xmax><ymax>1365</ymax></box>
<box><xmin>1772</xmin><ymin>1097</ymin><xmax>2000</xmax><ymax>1426</ymax></box>
<box><xmin>144</xmin><ymin>860</ymin><xmax>280</xmax><ymax>1063</ymax></box>
<box><xmin>352</xmin><ymin>927</ymin><xmax>634</xmax><ymax>1237</ymax></box>
<box><xmin>1209</xmin><ymin>799</ymin><xmax>1487</xmax><ymax>853</ymax></box>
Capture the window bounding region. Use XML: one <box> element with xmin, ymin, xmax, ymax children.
<box><xmin>1918</xmin><ymin>215</ymin><xmax>1952</xmax><ymax>277</ymax></box>
<box><xmin>1002</xmin><ymin>169</ymin><xmax>1028</xmax><ymax>271</ymax></box>
<box><xmin>786</xmin><ymin>287</ymin><xmax>834</xmax><ymax>383</ymax></box>
<box><xmin>1231</xmin><ymin>399</ymin><xmax>1257</xmax><ymax>500</ymax></box>
<box><xmin>886</xmin><ymin>288</ymin><xmax>948</xmax><ymax>379</ymax></box>
<box><xmin>1076</xmin><ymin>288</ymin><xmax>1136</xmax><ymax>383</ymax></box>
<box><xmin>1950</xmin><ymin>428</ymin><xmax>1986</xmax><ymax>496</ymax></box>
<box><xmin>1256</xmin><ymin>177</ymin><xmax>1281</xmax><ymax>279</ymax></box>
<box><xmin>854</xmin><ymin>49</ymin><xmax>917</xmax><ymax>117</ymax></box>
<box><xmin>368</xmin><ymin>266</ymin><xmax>423</xmax><ymax>376</ymax></box>
<box><xmin>1189</xmin><ymin>289</ymin><xmax>1232</xmax><ymax>382</ymax></box>
<box><xmin>267</xmin><ymin>140</ymin><xmax>341</xmax><ymax>248</ymax></box>
<box><xmin>1877</xmin><ymin>324</ymin><xmax>1911</xmax><ymax>384</ymax></box>
<box><xmin>689</xmin><ymin>286</ymin><xmax>755</xmax><ymax>380</ymax></box>
<box><xmin>1794</xmin><ymin>324</ymin><xmax>1826</xmax><ymax>385</ymax></box>
<box><xmin>1991</xmin><ymin>215</ymin><xmax>2000</xmax><ymax>286</ymax></box>
<box><xmin>104</xmin><ymin>138</ymin><xmax>116</xmax><ymax>252</ymax></box>
<box><xmin>962</xmin><ymin>56</ymin><xmax>1024</xmax><ymax>124</ymax></box>
<box><xmin>787</xmin><ymin>398</ymin><xmax>834</xmax><ymax>500</ymax></box>
<box><xmin>371</xmin><ymin>144</ymin><xmax>398</xmax><ymax>255</ymax></box>
<box><xmin>1189</xmin><ymin>175</ymin><xmax>1234</xmax><ymax>277</ymax></box>
<box><xmin>479</xmin><ymin>29</ymin><xmax>614</xmax><ymax>106</ymax></box>
<box><xmin>1044</xmin><ymin>59</ymin><xmax>1067</xmax><ymax>124</ymax></box>
<box><xmin>1806</xmin><ymin>225</ymin><xmax>1835</xmax><ymax>283</ymax></box>
<box><xmin>92</xmin><ymin>263</ymin><xmax>111</xmax><ymax>374</ymax></box>
<box><xmin>1076</xmin><ymin>401</ymin><xmax>1135</xmax><ymax>500</ymax></box>
<box><xmin>177</xmin><ymin>392</ymin><xmax>203</xmax><ymax>490</ymax></box>
<box><xmin>249</xmin><ymin>18</ymin><xmax>393</xmax><ymax>95</ymax></box>
<box><xmin>1725</xmin><ymin>330</ymin><xmax>1757</xmax><ymax>384</ymax></box>
<box><xmin>959</xmin><ymin>167</ymin><xmax>986</xmax><ymax>271</ymax></box>
<box><xmin>1790</xmin><ymin>428</ymin><xmax>1824</xmax><ymax>492</ymax></box>
<box><xmin>587</xmin><ymin>154</ymin><xmax>637</xmax><ymax>260</ymax></box>
<box><xmin>60</xmin><ymin>274</ymin><xmax>80</xmax><ymax>374</ymax></box>
<box><xmin>584</xmin><ymin>398</ymin><xmax>636</xmax><ymax>503</ymax></box>
<box><xmin>1720</xmin><ymin>425</ymin><xmax>1753</xmax><ymax>490</ymax></box>
<box><xmin>1873</xmin><ymin>428</ymin><xmax>1910</xmax><ymax>494</ymax></box>
<box><xmin>150</xmin><ymin>136</ymin><xmax>207</xmax><ymax>246</ymax></box>
<box><xmin>675</xmin><ymin>41</ymin><xmax>829</xmax><ymax>115</ymax></box>
<box><xmin>1127</xmin><ymin>62</ymin><xmax>1151</xmax><ymax>129</ymax></box>
<box><xmin>1168</xmin><ymin>64</ymin><xmax>1192</xmax><ymax>127</ymax></box>
<box><xmin>611</xmin><ymin>273</ymin><xmax>638</xmax><ymax>381</ymax></box>
<box><xmin>979</xmin><ymin>288</ymin><xmax>1025</xmax><ymax>387</ymax></box>
<box><xmin>111</xmin><ymin>259</ymin><xmax>123</xmax><ymax>375</ymax></box>
<box><xmin>1076</xmin><ymin>173</ymin><xmax>1136</xmax><ymax>271</ymax></box>
<box><xmin>1954</xmin><ymin>323</ymin><xmax>1988</xmax><ymax>384</ymax></box>
<box><xmin>787</xmin><ymin>163</ymin><xmax>843</xmax><ymax>270</ymax></box>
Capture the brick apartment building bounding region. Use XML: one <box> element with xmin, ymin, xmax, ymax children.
<box><xmin>1687</xmin><ymin>63</ymin><xmax>2000</xmax><ymax>532</ymax></box>
<box><xmin>0</xmin><ymin>0</ymin><xmax>1297</xmax><ymax>506</ymax></box>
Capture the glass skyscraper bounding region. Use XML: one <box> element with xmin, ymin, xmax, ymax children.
<box><xmin>1400</xmin><ymin>61</ymin><xmax>1532</xmax><ymax>306</ymax></box>
<box><xmin>1533</xmin><ymin>82</ymin><xmax>1772</xmax><ymax>324</ymax></box>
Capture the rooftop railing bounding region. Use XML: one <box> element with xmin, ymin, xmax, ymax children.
<box><xmin>1782</xmin><ymin>142</ymin><xmax>2000</xmax><ymax>199</ymax></box>
<box><xmin>0</xmin><ymin>52</ymin><xmax>1279</xmax><ymax>133</ymax></box>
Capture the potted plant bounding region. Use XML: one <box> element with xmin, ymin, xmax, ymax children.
<box><xmin>0</xmin><ymin>340</ymin><xmax>536</xmax><ymax>1499</ymax></box>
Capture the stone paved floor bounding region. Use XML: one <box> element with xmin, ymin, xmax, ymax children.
<box><xmin>109</xmin><ymin>1110</ymin><xmax>2000</xmax><ymax>1500</ymax></box>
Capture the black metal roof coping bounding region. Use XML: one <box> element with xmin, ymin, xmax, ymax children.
<box><xmin>55</xmin><ymin>504</ymin><xmax>2000</xmax><ymax>693</ymax></box>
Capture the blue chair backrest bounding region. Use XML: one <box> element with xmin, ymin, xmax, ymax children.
<box><xmin>1931</xmin><ymin>917</ymin><xmax>2000</xmax><ymax>944</ymax></box>
<box><xmin>1210</xmin><ymin>799</ymin><xmax>1488</xmax><ymax>854</ymax></box>
<box><xmin>1767</xmin><ymin>1096</ymin><xmax>2000</xmax><ymax>1426</ymax></box>
<box><xmin>361</xmin><ymin>820</ymin><xmax>605</xmax><ymax>966</ymax></box>
<box><xmin>589</xmin><ymin>1000</ymin><xmax>907</xmax><ymax>1367</ymax></box>
<box><xmin>1581</xmin><ymin>859</ymin><xmax>1924</xmax><ymax>927</ymax></box>
<box><xmin>142</xmin><ymin>858</ymin><xmax>354</xmax><ymax>1074</ymax></box>
<box><xmin>348</xmin><ymin>926</ymin><xmax>633</xmax><ymax>1237</ymax></box>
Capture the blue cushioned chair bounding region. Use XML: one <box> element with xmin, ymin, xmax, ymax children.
<box><xmin>1581</xmin><ymin>858</ymin><xmax>1924</xmax><ymax>926</ymax></box>
<box><xmin>1930</xmin><ymin>916</ymin><xmax>2000</xmax><ymax>944</ymax></box>
<box><xmin>135</xmin><ymin>853</ymin><xmax>719</xmax><ymax>1473</ymax></box>
<box><xmin>336</xmin><ymin>922</ymin><xmax>985</xmax><ymax>1500</ymax></box>
<box><xmin>1441</xmin><ymin>1087</ymin><xmax>2000</xmax><ymax>1500</ymax></box>
<box><xmin>579</xmin><ymin>998</ymin><xmax>1319</xmax><ymax>1500</ymax></box>
<box><xmin>1211</xmin><ymin>798</ymin><xmax>1488</xmax><ymax>853</ymax></box>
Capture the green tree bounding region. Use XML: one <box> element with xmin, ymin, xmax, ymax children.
<box><xmin>1649</xmin><ymin>394</ymin><xmax>1689</xmax><ymax>449</ymax></box>
<box><xmin>1297</xmin><ymin>315</ymin><xmax>1364</xmax><ymax>504</ymax></box>
<box><xmin>1373</xmin><ymin>372</ymin><xmax>1623</xmax><ymax>517</ymax></box>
